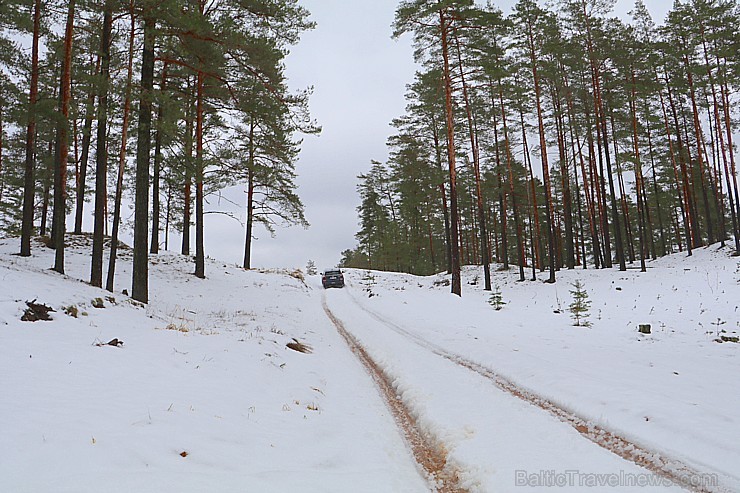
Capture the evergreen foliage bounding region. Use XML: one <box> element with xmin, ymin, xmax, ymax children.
<box><xmin>488</xmin><ymin>285</ymin><xmax>506</xmax><ymax>311</ymax></box>
<box><xmin>569</xmin><ymin>279</ymin><xmax>592</xmax><ymax>326</ymax></box>
<box><xmin>0</xmin><ymin>0</ymin><xmax>317</xmax><ymax>300</ymax></box>
<box><xmin>342</xmin><ymin>0</ymin><xmax>740</xmax><ymax>295</ymax></box>
<box><xmin>305</xmin><ymin>259</ymin><xmax>317</xmax><ymax>276</ymax></box>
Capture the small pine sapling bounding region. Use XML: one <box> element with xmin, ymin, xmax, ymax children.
<box><xmin>305</xmin><ymin>260</ymin><xmax>317</xmax><ymax>276</ymax></box>
<box><xmin>569</xmin><ymin>280</ymin><xmax>591</xmax><ymax>327</ymax></box>
<box><xmin>488</xmin><ymin>285</ymin><xmax>505</xmax><ymax>311</ymax></box>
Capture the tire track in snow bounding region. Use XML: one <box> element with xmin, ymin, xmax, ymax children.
<box><xmin>340</xmin><ymin>288</ymin><xmax>732</xmax><ymax>493</ymax></box>
<box><xmin>322</xmin><ymin>297</ymin><xmax>469</xmax><ymax>493</ymax></box>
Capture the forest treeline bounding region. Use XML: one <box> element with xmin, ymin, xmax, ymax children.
<box><xmin>341</xmin><ymin>0</ymin><xmax>740</xmax><ymax>295</ymax></box>
<box><xmin>0</xmin><ymin>0</ymin><xmax>317</xmax><ymax>303</ymax></box>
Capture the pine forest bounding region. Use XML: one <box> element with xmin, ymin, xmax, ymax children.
<box><xmin>0</xmin><ymin>0</ymin><xmax>317</xmax><ymax>303</ymax></box>
<box><xmin>342</xmin><ymin>0</ymin><xmax>740</xmax><ymax>297</ymax></box>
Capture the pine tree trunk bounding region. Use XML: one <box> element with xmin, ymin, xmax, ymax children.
<box><xmin>685</xmin><ymin>52</ymin><xmax>715</xmax><ymax>245</ymax></box>
<box><xmin>520</xmin><ymin>105</ymin><xmax>541</xmax><ymax>276</ymax></box>
<box><xmin>610</xmin><ymin>108</ymin><xmax>634</xmax><ymax>264</ymax></box>
<box><xmin>41</xmin><ymin>145</ymin><xmax>51</xmax><ymax>237</ymax></box>
<box><xmin>439</xmin><ymin>8</ymin><xmax>461</xmax><ymax>296</ymax></box>
<box><xmin>132</xmin><ymin>14</ymin><xmax>156</xmax><ymax>303</ymax></box>
<box><xmin>452</xmin><ymin>29</ymin><xmax>489</xmax><ymax>291</ymax></box>
<box><xmin>720</xmin><ymin>76</ymin><xmax>740</xmax><ymax>253</ymax></box>
<box><xmin>657</xmin><ymin>74</ymin><xmax>690</xmax><ymax>255</ymax></box>
<box><xmin>74</xmin><ymin>55</ymin><xmax>98</xmax><ymax>235</ymax></box>
<box><xmin>492</xmin><ymin>106</ymin><xmax>508</xmax><ymax>272</ymax></box>
<box><xmin>527</xmin><ymin>25</ymin><xmax>556</xmax><ymax>283</ymax></box>
<box><xmin>0</xmin><ymin>88</ymin><xmax>4</xmax><ymax>205</ymax></box>
<box><xmin>106</xmin><ymin>8</ymin><xmax>135</xmax><ymax>292</ymax></box>
<box><xmin>91</xmin><ymin>2</ymin><xmax>113</xmax><ymax>287</ymax></box>
<box><xmin>566</xmin><ymin>88</ymin><xmax>599</xmax><ymax>268</ymax></box>
<box><xmin>431</xmin><ymin>113</ymin><xmax>452</xmax><ymax>274</ymax></box>
<box><xmin>151</xmin><ymin>63</ymin><xmax>168</xmax><ymax>255</ymax></box>
<box><xmin>20</xmin><ymin>0</ymin><xmax>41</xmax><ymax>257</ymax></box>
<box><xmin>498</xmin><ymin>85</ymin><xmax>525</xmax><ymax>282</ymax></box>
<box><xmin>645</xmin><ymin>105</ymin><xmax>667</xmax><ymax>257</ymax></box>
<box><xmin>243</xmin><ymin>168</ymin><xmax>254</xmax><ymax>270</ymax></box>
<box><xmin>630</xmin><ymin>71</ymin><xmax>647</xmax><ymax>272</ymax></box>
<box><xmin>243</xmin><ymin>117</ymin><xmax>255</xmax><ymax>270</ymax></box>
<box><xmin>52</xmin><ymin>0</ymin><xmax>75</xmax><ymax>274</ymax></box>
<box><xmin>587</xmin><ymin>107</ymin><xmax>609</xmax><ymax>268</ymax></box>
<box><xmin>555</xmin><ymin>95</ymin><xmax>575</xmax><ymax>270</ymax></box>
<box><xmin>182</xmin><ymin>84</ymin><xmax>193</xmax><ymax>256</ymax></box>
<box><xmin>577</xmin><ymin>110</ymin><xmax>600</xmax><ymax>268</ymax></box>
<box><xmin>194</xmin><ymin>70</ymin><xmax>205</xmax><ymax>279</ymax></box>
<box><xmin>666</xmin><ymin>76</ymin><xmax>698</xmax><ymax>253</ymax></box>
<box><xmin>165</xmin><ymin>181</ymin><xmax>172</xmax><ymax>250</ymax></box>
<box><xmin>582</xmin><ymin>5</ymin><xmax>613</xmax><ymax>269</ymax></box>
<box><xmin>704</xmin><ymin>91</ymin><xmax>726</xmax><ymax>246</ymax></box>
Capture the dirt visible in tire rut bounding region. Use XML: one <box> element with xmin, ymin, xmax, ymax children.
<box><xmin>323</xmin><ymin>300</ymin><xmax>468</xmax><ymax>493</ymax></box>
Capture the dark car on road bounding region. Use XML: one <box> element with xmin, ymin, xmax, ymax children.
<box><xmin>322</xmin><ymin>269</ymin><xmax>345</xmax><ymax>289</ymax></box>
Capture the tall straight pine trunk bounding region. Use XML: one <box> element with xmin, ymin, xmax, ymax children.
<box><xmin>453</xmin><ymin>28</ymin><xmax>490</xmax><ymax>291</ymax></box>
<box><xmin>91</xmin><ymin>2</ymin><xmax>113</xmax><ymax>287</ymax></box>
<box><xmin>73</xmin><ymin>54</ymin><xmax>98</xmax><ymax>235</ymax></box>
<box><xmin>439</xmin><ymin>7</ymin><xmax>461</xmax><ymax>296</ymax></box>
<box><xmin>194</xmin><ymin>70</ymin><xmax>205</xmax><ymax>279</ymax></box>
<box><xmin>20</xmin><ymin>0</ymin><xmax>41</xmax><ymax>257</ymax></box>
<box><xmin>526</xmin><ymin>21</ymin><xmax>556</xmax><ymax>283</ymax></box>
<box><xmin>132</xmin><ymin>14</ymin><xmax>156</xmax><ymax>302</ymax></box>
<box><xmin>106</xmin><ymin>8</ymin><xmax>135</xmax><ymax>292</ymax></box>
<box><xmin>151</xmin><ymin>63</ymin><xmax>168</xmax><ymax>255</ymax></box>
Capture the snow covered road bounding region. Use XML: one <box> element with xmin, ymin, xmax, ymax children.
<box><xmin>322</xmin><ymin>269</ymin><xmax>735</xmax><ymax>492</ymax></box>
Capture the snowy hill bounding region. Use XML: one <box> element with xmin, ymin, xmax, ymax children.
<box><xmin>1</xmin><ymin>236</ymin><xmax>739</xmax><ymax>492</ymax></box>
<box><xmin>0</xmin><ymin>236</ymin><xmax>427</xmax><ymax>493</ymax></box>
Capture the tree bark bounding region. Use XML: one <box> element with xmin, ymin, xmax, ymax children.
<box><xmin>91</xmin><ymin>2</ymin><xmax>113</xmax><ymax>287</ymax></box>
<box><xmin>243</xmin><ymin>117</ymin><xmax>255</xmax><ymax>270</ymax></box>
<box><xmin>0</xmin><ymin>85</ymin><xmax>4</xmax><ymax>205</ymax></box>
<box><xmin>439</xmin><ymin>7</ymin><xmax>461</xmax><ymax>296</ymax></box>
<box><xmin>106</xmin><ymin>7</ymin><xmax>135</xmax><ymax>292</ymax></box>
<box><xmin>452</xmin><ymin>28</ymin><xmax>489</xmax><ymax>290</ymax></box>
<box><xmin>53</xmin><ymin>0</ymin><xmax>75</xmax><ymax>275</ymax></box>
<box><xmin>526</xmin><ymin>20</ymin><xmax>556</xmax><ymax>283</ymax></box>
<box><xmin>74</xmin><ymin>54</ymin><xmax>99</xmax><ymax>235</ymax></box>
<box><xmin>151</xmin><ymin>63</ymin><xmax>168</xmax><ymax>254</ymax></box>
<box><xmin>182</xmin><ymin>81</ymin><xmax>193</xmax><ymax>256</ymax></box>
<box><xmin>194</xmin><ymin>70</ymin><xmax>205</xmax><ymax>279</ymax></box>
<box><xmin>132</xmin><ymin>14</ymin><xmax>156</xmax><ymax>303</ymax></box>
<box><xmin>684</xmin><ymin>52</ymin><xmax>715</xmax><ymax>245</ymax></box>
<box><xmin>630</xmin><ymin>71</ymin><xmax>647</xmax><ymax>272</ymax></box>
<box><xmin>20</xmin><ymin>0</ymin><xmax>42</xmax><ymax>257</ymax></box>
<box><xmin>498</xmin><ymin>85</ymin><xmax>525</xmax><ymax>282</ymax></box>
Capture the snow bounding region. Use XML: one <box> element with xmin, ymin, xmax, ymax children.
<box><xmin>325</xmin><ymin>247</ymin><xmax>740</xmax><ymax>491</ymax></box>
<box><xmin>1</xmin><ymin>236</ymin><xmax>738</xmax><ymax>492</ymax></box>
<box><xmin>0</xmin><ymin>237</ymin><xmax>428</xmax><ymax>493</ymax></box>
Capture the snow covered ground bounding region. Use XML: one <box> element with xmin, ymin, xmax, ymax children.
<box><xmin>0</xmin><ymin>236</ymin><xmax>428</xmax><ymax>493</ymax></box>
<box><xmin>325</xmin><ymin>246</ymin><xmax>740</xmax><ymax>492</ymax></box>
<box><xmin>1</xmin><ymin>236</ymin><xmax>738</xmax><ymax>492</ymax></box>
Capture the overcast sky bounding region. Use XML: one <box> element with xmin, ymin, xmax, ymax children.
<box><xmin>196</xmin><ymin>0</ymin><xmax>672</xmax><ymax>273</ymax></box>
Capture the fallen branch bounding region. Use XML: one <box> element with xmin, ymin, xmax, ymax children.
<box><xmin>95</xmin><ymin>338</ymin><xmax>124</xmax><ymax>348</ymax></box>
<box><xmin>21</xmin><ymin>300</ymin><xmax>55</xmax><ymax>322</ymax></box>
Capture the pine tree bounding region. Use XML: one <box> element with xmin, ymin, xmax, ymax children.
<box><xmin>488</xmin><ymin>285</ymin><xmax>505</xmax><ymax>311</ymax></box>
<box><xmin>569</xmin><ymin>279</ymin><xmax>591</xmax><ymax>326</ymax></box>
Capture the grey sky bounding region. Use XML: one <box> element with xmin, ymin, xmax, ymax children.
<box><xmin>197</xmin><ymin>0</ymin><xmax>672</xmax><ymax>273</ymax></box>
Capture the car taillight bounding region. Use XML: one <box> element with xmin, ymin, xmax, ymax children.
<box><xmin>322</xmin><ymin>276</ymin><xmax>326</xmax><ymax>282</ymax></box>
